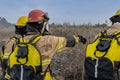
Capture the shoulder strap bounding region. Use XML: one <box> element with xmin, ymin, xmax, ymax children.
<box><xmin>99</xmin><ymin>30</ymin><xmax>114</xmax><ymax>39</ymax></box>
<box><xmin>29</xmin><ymin>34</ymin><xmax>42</xmax><ymax>44</ymax></box>
<box><xmin>10</xmin><ymin>36</ymin><xmax>20</xmax><ymax>52</ymax></box>
<box><xmin>29</xmin><ymin>34</ymin><xmax>43</xmax><ymax>74</ymax></box>
<box><xmin>98</xmin><ymin>30</ymin><xmax>107</xmax><ymax>37</ymax></box>
<box><xmin>10</xmin><ymin>36</ymin><xmax>19</xmax><ymax>41</ymax></box>
<box><xmin>14</xmin><ymin>34</ymin><xmax>42</xmax><ymax>44</ymax></box>
<box><xmin>99</xmin><ymin>30</ymin><xmax>120</xmax><ymax>39</ymax></box>
<box><xmin>112</xmin><ymin>30</ymin><xmax>120</xmax><ymax>38</ymax></box>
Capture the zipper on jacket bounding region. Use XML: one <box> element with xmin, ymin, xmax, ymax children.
<box><xmin>20</xmin><ymin>65</ymin><xmax>24</xmax><ymax>80</ymax></box>
<box><xmin>95</xmin><ymin>58</ymin><xmax>98</xmax><ymax>78</ymax></box>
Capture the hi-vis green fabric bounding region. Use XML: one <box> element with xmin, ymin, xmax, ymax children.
<box><xmin>85</xmin><ymin>30</ymin><xmax>120</xmax><ymax>80</ymax></box>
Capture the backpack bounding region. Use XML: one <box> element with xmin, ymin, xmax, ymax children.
<box><xmin>85</xmin><ymin>30</ymin><xmax>120</xmax><ymax>80</ymax></box>
<box><xmin>8</xmin><ymin>34</ymin><xmax>42</xmax><ymax>80</ymax></box>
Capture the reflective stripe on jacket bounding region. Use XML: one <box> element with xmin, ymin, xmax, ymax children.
<box><xmin>4</xmin><ymin>34</ymin><xmax>78</xmax><ymax>80</ymax></box>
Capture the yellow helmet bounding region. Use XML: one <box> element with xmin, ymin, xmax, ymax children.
<box><xmin>110</xmin><ymin>9</ymin><xmax>120</xmax><ymax>24</ymax></box>
<box><xmin>16</xmin><ymin>16</ymin><xmax>28</xmax><ymax>26</ymax></box>
<box><xmin>116</xmin><ymin>9</ymin><xmax>120</xmax><ymax>15</ymax></box>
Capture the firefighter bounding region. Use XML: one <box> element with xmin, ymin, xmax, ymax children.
<box><xmin>85</xmin><ymin>9</ymin><xmax>120</xmax><ymax>80</ymax></box>
<box><xmin>6</xmin><ymin>9</ymin><xmax>87</xmax><ymax>80</ymax></box>
<box><xmin>26</xmin><ymin>9</ymin><xmax>86</xmax><ymax>80</ymax></box>
<box><xmin>1</xmin><ymin>16</ymin><xmax>28</xmax><ymax>80</ymax></box>
<box><xmin>108</xmin><ymin>9</ymin><xmax>120</xmax><ymax>35</ymax></box>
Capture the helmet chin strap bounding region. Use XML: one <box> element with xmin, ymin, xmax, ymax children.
<box><xmin>41</xmin><ymin>22</ymin><xmax>47</xmax><ymax>34</ymax></box>
<box><xmin>46</xmin><ymin>23</ymin><xmax>49</xmax><ymax>31</ymax></box>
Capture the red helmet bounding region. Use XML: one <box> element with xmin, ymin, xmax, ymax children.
<box><xmin>28</xmin><ymin>9</ymin><xmax>46</xmax><ymax>22</ymax></box>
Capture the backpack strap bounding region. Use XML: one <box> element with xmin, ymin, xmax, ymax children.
<box><xmin>98</xmin><ymin>30</ymin><xmax>106</xmax><ymax>38</ymax></box>
<box><xmin>10</xmin><ymin>36</ymin><xmax>18</xmax><ymax>41</ymax></box>
<box><xmin>112</xmin><ymin>30</ymin><xmax>120</xmax><ymax>39</ymax></box>
<box><xmin>29</xmin><ymin>34</ymin><xmax>43</xmax><ymax>76</ymax></box>
<box><xmin>10</xmin><ymin>37</ymin><xmax>19</xmax><ymax>52</ymax></box>
<box><xmin>99</xmin><ymin>30</ymin><xmax>114</xmax><ymax>39</ymax></box>
<box><xmin>101</xmin><ymin>30</ymin><xmax>107</xmax><ymax>36</ymax></box>
<box><xmin>29</xmin><ymin>34</ymin><xmax>42</xmax><ymax>44</ymax></box>
<box><xmin>94</xmin><ymin>30</ymin><xmax>112</xmax><ymax>58</ymax></box>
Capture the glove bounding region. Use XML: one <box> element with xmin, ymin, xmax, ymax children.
<box><xmin>78</xmin><ymin>35</ymin><xmax>87</xmax><ymax>44</ymax></box>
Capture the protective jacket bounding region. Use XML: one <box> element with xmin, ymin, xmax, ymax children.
<box><xmin>4</xmin><ymin>33</ymin><xmax>79</xmax><ymax>80</ymax></box>
<box><xmin>94</xmin><ymin>23</ymin><xmax>120</xmax><ymax>41</ymax></box>
<box><xmin>85</xmin><ymin>22</ymin><xmax>120</xmax><ymax>80</ymax></box>
<box><xmin>0</xmin><ymin>34</ymin><xmax>22</xmax><ymax>79</ymax></box>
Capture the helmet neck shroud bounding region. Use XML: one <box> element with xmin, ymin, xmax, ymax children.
<box><xmin>27</xmin><ymin>22</ymin><xmax>46</xmax><ymax>34</ymax></box>
<box><xmin>110</xmin><ymin>15</ymin><xmax>120</xmax><ymax>25</ymax></box>
<box><xmin>27</xmin><ymin>21</ymin><xmax>50</xmax><ymax>35</ymax></box>
<box><xmin>15</xmin><ymin>26</ymin><xmax>27</xmax><ymax>37</ymax></box>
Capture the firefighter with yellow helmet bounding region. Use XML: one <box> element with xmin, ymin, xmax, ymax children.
<box><xmin>6</xmin><ymin>9</ymin><xmax>87</xmax><ymax>80</ymax></box>
<box><xmin>108</xmin><ymin>9</ymin><xmax>120</xmax><ymax>35</ymax></box>
<box><xmin>15</xmin><ymin>16</ymin><xmax>28</xmax><ymax>37</ymax></box>
<box><xmin>85</xmin><ymin>9</ymin><xmax>120</xmax><ymax>80</ymax></box>
<box><xmin>1</xmin><ymin>16</ymin><xmax>28</xmax><ymax>80</ymax></box>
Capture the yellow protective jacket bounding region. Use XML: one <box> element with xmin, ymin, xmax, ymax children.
<box><xmin>4</xmin><ymin>34</ymin><xmax>79</xmax><ymax>80</ymax></box>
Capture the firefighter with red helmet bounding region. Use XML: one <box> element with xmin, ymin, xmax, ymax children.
<box><xmin>7</xmin><ymin>9</ymin><xmax>87</xmax><ymax>80</ymax></box>
<box><xmin>27</xmin><ymin>10</ymin><xmax>50</xmax><ymax>35</ymax></box>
